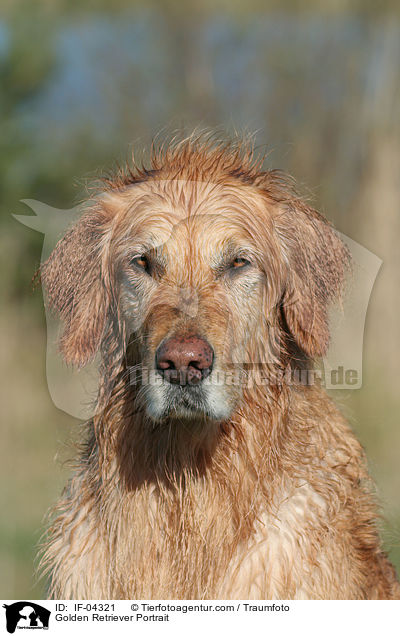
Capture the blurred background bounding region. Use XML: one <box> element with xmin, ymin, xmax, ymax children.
<box><xmin>1</xmin><ymin>0</ymin><xmax>399</xmax><ymax>598</ymax></box>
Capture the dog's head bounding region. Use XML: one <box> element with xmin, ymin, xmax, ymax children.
<box><xmin>41</xmin><ymin>137</ymin><xmax>349</xmax><ymax>423</ymax></box>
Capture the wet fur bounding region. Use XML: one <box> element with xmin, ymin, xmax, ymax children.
<box><xmin>39</xmin><ymin>134</ymin><xmax>400</xmax><ymax>599</ymax></box>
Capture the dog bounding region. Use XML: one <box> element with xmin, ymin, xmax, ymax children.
<box><xmin>40</xmin><ymin>135</ymin><xmax>400</xmax><ymax>599</ymax></box>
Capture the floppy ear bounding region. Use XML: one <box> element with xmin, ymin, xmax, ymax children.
<box><xmin>278</xmin><ymin>200</ymin><xmax>350</xmax><ymax>358</ymax></box>
<box><xmin>41</xmin><ymin>207</ymin><xmax>112</xmax><ymax>367</ymax></box>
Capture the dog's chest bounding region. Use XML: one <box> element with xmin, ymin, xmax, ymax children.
<box><xmin>218</xmin><ymin>482</ymin><xmax>328</xmax><ymax>599</ymax></box>
<box><xmin>136</xmin><ymin>480</ymin><xmax>329</xmax><ymax>599</ymax></box>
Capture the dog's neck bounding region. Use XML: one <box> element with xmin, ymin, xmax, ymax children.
<box><xmin>90</xmin><ymin>366</ymin><xmax>292</xmax><ymax>494</ymax></box>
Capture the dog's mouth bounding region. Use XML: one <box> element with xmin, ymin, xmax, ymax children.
<box><xmin>163</xmin><ymin>384</ymin><xmax>209</xmax><ymax>417</ymax></box>
<box><xmin>142</xmin><ymin>369</ymin><xmax>235</xmax><ymax>422</ymax></box>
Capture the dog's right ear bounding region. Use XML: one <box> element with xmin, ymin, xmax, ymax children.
<box><xmin>41</xmin><ymin>206</ymin><xmax>113</xmax><ymax>368</ymax></box>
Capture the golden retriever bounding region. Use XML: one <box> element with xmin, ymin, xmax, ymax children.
<box><xmin>40</xmin><ymin>134</ymin><xmax>400</xmax><ymax>599</ymax></box>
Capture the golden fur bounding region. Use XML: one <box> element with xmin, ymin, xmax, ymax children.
<box><xmin>40</xmin><ymin>134</ymin><xmax>400</xmax><ymax>599</ymax></box>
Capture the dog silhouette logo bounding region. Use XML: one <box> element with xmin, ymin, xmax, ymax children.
<box><xmin>14</xmin><ymin>198</ymin><xmax>382</xmax><ymax>414</ymax></box>
<box><xmin>2</xmin><ymin>602</ymin><xmax>50</xmax><ymax>633</ymax></box>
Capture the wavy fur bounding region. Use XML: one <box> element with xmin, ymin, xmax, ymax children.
<box><xmin>39</xmin><ymin>133</ymin><xmax>400</xmax><ymax>599</ymax></box>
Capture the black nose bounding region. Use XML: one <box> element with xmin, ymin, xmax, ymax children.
<box><xmin>155</xmin><ymin>335</ymin><xmax>214</xmax><ymax>385</ymax></box>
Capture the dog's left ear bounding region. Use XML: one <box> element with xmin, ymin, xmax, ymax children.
<box><xmin>41</xmin><ymin>206</ymin><xmax>114</xmax><ymax>367</ymax></box>
<box><xmin>277</xmin><ymin>200</ymin><xmax>350</xmax><ymax>358</ymax></box>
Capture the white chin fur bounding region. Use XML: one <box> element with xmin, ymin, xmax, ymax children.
<box><xmin>145</xmin><ymin>382</ymin><xmax>233</xmax><ymax>422</ymax></box>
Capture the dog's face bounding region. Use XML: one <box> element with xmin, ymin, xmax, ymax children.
<box><xmin>41</xmin><ymin>143</ymin><xmax>349</xmax><ymax>425</ymax></box>
<box><xmin>114</xmin><ymin>180</ymin><xmax>282</xmax><ymax>421</ymax></box>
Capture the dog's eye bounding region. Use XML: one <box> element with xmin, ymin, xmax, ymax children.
<box><xmin>230</xmin><ymin>257</ymin><xmax>251</xmax><ymax>269</ymax></box>
<box><xmin>130</xmin><ymin>254</ymin><xmax>150</xmax><ymax>274</ymax></box>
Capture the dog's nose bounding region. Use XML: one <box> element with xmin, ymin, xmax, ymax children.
<box><xmin>155</xmin><ymin>335</ymin><xmax>214</xmax><ymax>385</ymax></box>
